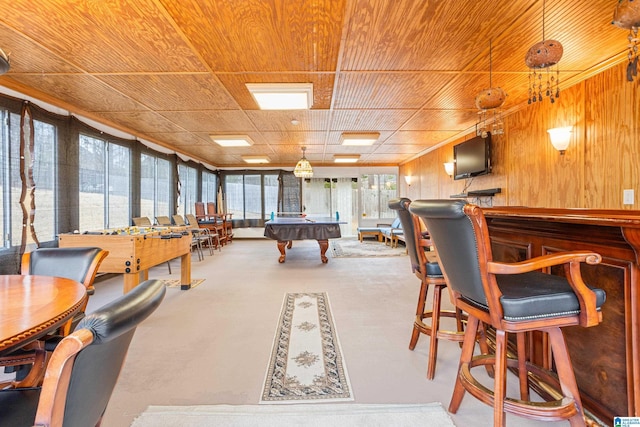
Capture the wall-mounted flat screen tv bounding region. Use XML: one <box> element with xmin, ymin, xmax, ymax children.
<box><xmin>453</xmin><ymin>133</ymin><xmax>492</xmax><ymax>180</ymax></box>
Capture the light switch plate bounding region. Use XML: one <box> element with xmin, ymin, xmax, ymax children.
<box><xmin>624</xmin><ymin>189</ymin><xmax>634</xmax><ymax>205</ymax></box>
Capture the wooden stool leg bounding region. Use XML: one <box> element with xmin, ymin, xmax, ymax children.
<box><xmin>547</xmin><ymin>328</ymin><xmax>585</xmax><ymax>427</ymax></box>
<box><xmin>409</xmin><ymin>280</ymin><xmax>428</xmax><ymax>350</ymax></box>
<box><xmin>477</xmin><ymin>322</ymin><xmax>495</xmax><ymax>378</ymax></box>
<box><xmin>516</xmin><ymin>332</ymin><xmax>530</xmax><ymax>400</ymax></box>
<box><xmin>493</xmin><ymin>329</ymin><xmax>508</xmax><ymax>427</ymax></box>
<box><xmin>426</xmin><ymin>284</ymin><xmax>443</xmax><ymax>380</ymax></box>
<box><xmin>449</xmin><ymin>316</ymin><xmax>479</xmax><ymax>413</ymax></box>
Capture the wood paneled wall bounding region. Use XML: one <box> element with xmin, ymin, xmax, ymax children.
<box><xmin>400</xmin><ymin>61</ymin><xmax>640</xmax><ymax>209</ymax></box>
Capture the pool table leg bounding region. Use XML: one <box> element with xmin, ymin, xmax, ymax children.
<box><xmin>277</xmin><ymin>240</ymin><xmax>289</xmax><ymax>263</ymax></box>
<box><xmin>318</xmin><ymin>239</ymin><xmax>329</xmax><ymax>263</ymax></box>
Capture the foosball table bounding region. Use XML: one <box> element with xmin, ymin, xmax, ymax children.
<box><xmin>58</xmin><ymin>226</ymin><xmax>192</xmax><ymax>293</ymax></box>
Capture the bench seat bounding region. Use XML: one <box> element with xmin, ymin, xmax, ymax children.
<box><xmin>356</xmin><ymin>226</ymin><xmax>385</xmax><ymax>242</ymax></box>
<box><xmin>381</xmin><ymin>223</ymin><xmax>404</xmax><ymax>247</ymax></box>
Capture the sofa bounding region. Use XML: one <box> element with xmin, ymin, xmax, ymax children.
<box><xmin>380</xmin><ymin>217</ymin><xmax>404</xmax><ymax>247</ymax></box>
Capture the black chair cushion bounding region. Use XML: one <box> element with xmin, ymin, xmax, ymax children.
<box><xmin>425</xmin><ymin>261</ymin><xmax>443</xmax><ymax>277</ymax></box>
<box><xmin>462</xmin><ymin>271</ymin><xmax>606</xmax><ymax>322</ymax></box>
<box><xmin>0</xmin><ymin>388</ymin><xmax>39</xmax><ymax>427</ymax></box>
<box><xmin>29</xmin><ymin>247</ymin><xmax>103</xmax><ymax>284</ymax></box>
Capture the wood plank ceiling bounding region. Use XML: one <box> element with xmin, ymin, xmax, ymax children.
<box><xmin>0</xmin><ymin>0</ymin><xmax>630</xmax><ymax>168</ymax></box>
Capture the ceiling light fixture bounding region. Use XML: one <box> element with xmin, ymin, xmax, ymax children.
<box><xmin>0</xmin><ymin>48</ymin><xmax>10</xmax><ymax>75</ymax></box>
<box><xmin>210</xmin><ymin>135</ymin><xmax>254</xmax><ymax>147</ymax></box>
<box><xmin>293</xmin><ymin>146</ymin><xmax>313</xmax><ymax>178</ymax></box>
<box><xmin>333</xmin><ymin>154</ymin><xmax>360</xmax><ymax>163</ymax></box>
<box><xmin>525</xmin><ymin>0</ymin><xmax>563</xmax><ymax>104</ymax></box>
<box><xmin>475</xmin><ymin>39</ymin><xmax>506</xmax><ymax>137</ymax></box>
<box><xmin>241</xmin><ymin>155</ymin><xmax>270</xmax><ymax>164</ymax></box>
<box><xmin>612</xmin><ymin>0</ymin><xmax>640</xmax><ymax>82</ymax></box>
<box><xmin>246</xmin><ymin>83</ymin><xmax>313</xmax><ymax>110</ymax></box>
<box><xmin>340</xmin><ymin>132</ymin><xmax>380</xmax><ymax>146</ymax></box>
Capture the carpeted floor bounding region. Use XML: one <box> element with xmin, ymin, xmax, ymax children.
<box><xmin>130</xmin><ymin>403</ymin><xmax>455</xmax><ymax>427</ymax></box>
<box><xmin>83</xmin><ymin>238</ymin><xmax>568</xmax><ymax>427</ymax></box>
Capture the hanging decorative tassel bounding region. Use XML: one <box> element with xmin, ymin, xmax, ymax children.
<box><xmin>613</xmin><ymin>0</ymin><xmax>640</xmax><ymax>82</ymax></box>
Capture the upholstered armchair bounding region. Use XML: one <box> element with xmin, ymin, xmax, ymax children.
<box><xmin>0</xmin><ymin>279</ymin><xmax>166</xmax><ymax>427</ymax></box>
<box><xmin>1</xmin><ymin>247</ymin><xmax>108</xmax><ymax>389</ymax></box>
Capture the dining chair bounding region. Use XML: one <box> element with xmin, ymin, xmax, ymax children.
<box><xmin>154</xmin><ymin>215</ymin><xmax>173</xmax><ymax>227</ymax></box>
<box><xmin>0</xmin><ymin>279</ymin><xmax>166</xmax><ymax>427</ymax></box>
<box><xmin>21</xmin><ymin>247</ymin><xmax>109</xmax><ymax>335</ymax></box>
<box><xmin>207</xmin><ymin>202</ymin><xmax>233</xmax><ymax>243</ymax></box>
<box><xmin>388</xmin><ymin>198</ymin><xmax>466</xmax><ymax>380</ymax></box>
<box><xmin>186</xmin><ymin>213</ymin><xmax>221</xmax><ymax>252</ymax></box>
<box><xmin>195</xmin><ymin>201</ymin><xmax>207</xmax><ymax>220</ymax></box>
<box><xmin>0</xmin><ymin>247</ymin><xmax>108</xmax><ymax>389</ymax></box>
<box><xmin>173</xmin><ymin>214</ymin><xmax>212</xmax><ymax>259</ymax></box>
<box><xmin>409</xmin><ymin>199</ymin><xmax>606</xmax><ymax>426</ymax></box>
<box><xmin>132</xmin><ymin>216</ymin><xmax>152</xmax><ymax>227</ymax></box>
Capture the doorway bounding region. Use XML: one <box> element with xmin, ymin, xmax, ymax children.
<box><xmin>302</xmin><ymin>178</ymin><xmax>358</xmax><ymax>237</ymax></box>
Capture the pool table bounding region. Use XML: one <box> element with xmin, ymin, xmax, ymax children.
<box><xmin>264</xmin><ymin>217</ymin><xmax>342</xmax><ymax>263</ymax></box>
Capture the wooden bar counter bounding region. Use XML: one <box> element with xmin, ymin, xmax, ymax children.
<box><xmin>483</xmin><ymin>206</ymin><xmax>640</xmax><ymax>425</ymax></box>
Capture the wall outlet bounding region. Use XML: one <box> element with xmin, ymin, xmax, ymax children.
<box><xmin>623</xmin><ymin>189</ymin><xmax>634</xmax><ymax>205</ymax></box>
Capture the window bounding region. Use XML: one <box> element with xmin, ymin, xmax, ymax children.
<box><xmin>303</xmin><ymin>177</ymin><xmax>357</xmax><ymax>236</ymax></box>
<box><xmin>264</xmin><ymin>174</ymin><xmax>278</xmax><ymax>219</ymax></box>
<box><xmin>225</xmin><ymin>174</ymin><xmax>243</xmax><ymax>218</ymax></box>
<box><xmin>225</xmin><ymin>173</ymin><xmax>278</xmax><ymax>221</ymax></box>
<box><xmin>177</xmin><ymin>164</ymin><xmax>197</xmax><ymax>216</ymax></box>
<box><xmin>244</xmin><ymin>174</ymin><xmax>261</xmax><ymax>219</ymax></box>
<box><xmin>0</xmin><ymin>110</ymin><xmax>57</xmax><ymax>248</ymax></box>
<box><xmin>360</xmin><ymin>174</ymin><xmax>397</xmax><ymax>219</ymax></box>
<box><xmin>79</xmin><ymin>134</ymin><xmax>131</xmax><ymax>230</ymax></box>
<box><xmin>157</xmin><ymin>158</ymin><xmax>171</xmax><ymax>218</ymax></box>
<box><xmin>141</xmin><ymin>154</ymin><xmax>171</xmax><ymax>220</ymax></box>
<box><xmin>79</xmin><ymin>135</ymin><xmax>105</xmax><ymax>230</ymax></box>
<box><xmin>108</xmin><ymin>144</ymin><xmax>130</xmax><ymax>228</ymax></box>
<box><xmin>202</xmin><ymin>170</ymin><xmax>217</xmax><ymax>205</ymax></box>
<box><xmin>32</xmin><ymin>120</ymin><xmax>57</xmax><ymax>242</ymax></box>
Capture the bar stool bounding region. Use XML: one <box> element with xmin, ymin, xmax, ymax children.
<box><xmin>410</xmin><ymin>199</ymin><xmax>606</xmax><ymax>426</ymax></box>
<box><xmin>388</xmin><ymin>198</ymin><xmax>466</xmax><ymax>380</ymax></box>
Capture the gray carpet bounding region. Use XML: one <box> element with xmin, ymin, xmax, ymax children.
<box><xmin>83</xmin><ymin>239</ymin><xmax>567</xmax><ymax>427</ymax></box>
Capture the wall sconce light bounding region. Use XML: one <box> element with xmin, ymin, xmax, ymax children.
<box><xmin>404</xmin><ymin>175</ymin><xmax>412</xmax><ymax>186</ymax></box>
<box><xmin>444</xmin><ymin>162</ymin><xmax>454</xmax><ymax>177</ymax></box>
<box><xmin>547</xmin><ymin>126</ymin><xmax>572</xmax><ymax>155</ymax></box>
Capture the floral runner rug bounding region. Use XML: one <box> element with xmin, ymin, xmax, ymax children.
<box><xmin>330</xmin><ymin>238</ymin><xmax>406</xmax><ymax>258</ymax></box>
<box><xmin>260</xmin><ymin>292</ymin><xmax>353</xmax><ymax>403</ymax></box>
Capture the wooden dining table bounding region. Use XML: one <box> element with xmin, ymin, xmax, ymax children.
<box><xmin>0</xmin><ymin>275</ymin><xmax>87</xmax><ymax>356</ymax></box>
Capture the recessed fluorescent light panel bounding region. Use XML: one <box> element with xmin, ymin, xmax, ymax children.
<box><xmin>333</xmin><ymin>155</ymin><xmax>360</xmax><ymax>163</ymax></box>
<box><xmin>210</xmin><ymin>135</ymin><xmax>254</xmax><ymax>147</ymax></box>
<box><xmin>246</xmin><ymin>83</ymin><xmax>313</xmax><ymax>110</ymax></box>
<box><xmin>242</xmin><ymin>156</ymin><xmax>270</xmax><ymax>164</ymax></box>
<box><xmin>340</xmin><ymin>132</ymin><xmax>380</xmax><ymax>146</ymax></box>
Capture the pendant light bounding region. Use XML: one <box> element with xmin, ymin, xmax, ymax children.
<box><xmin>293</xmin><ymin>146</ymin><xmax>313</xmax><ymax>178</ymax></box>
